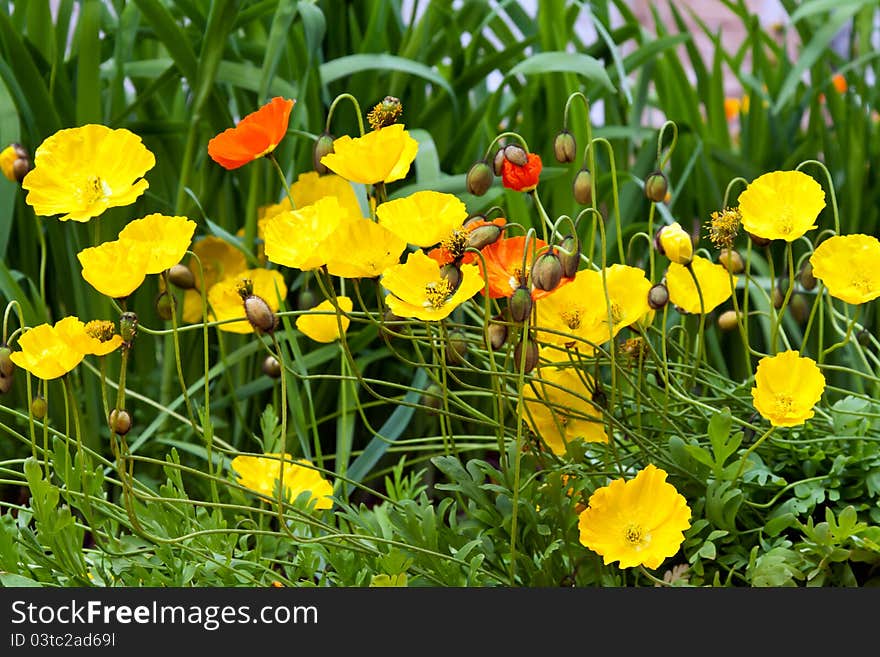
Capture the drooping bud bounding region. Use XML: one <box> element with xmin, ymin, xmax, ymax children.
<box><xmin>167</xmin><ymin>263</ymin><xmax>195</xmax><ymax>290</ymax></box>
<box><xmin>0</xmin><ymin>345</ymin><xmax>12</xmax><ymax>394</ymax></box>
<box><xmin>30</xmin><ymin>395</ymin><xmax>47</xmax><ymax>420</ymax></box>
<box><xmin>644</xmin><ymin>171</ymin><xmax>668</xmax><ymax>203</ymax></box>
<box><xmin>486</xmin><ymin>313</ymin><xmax>508</xmax><ymax>351</ymax></box>
<box><xmin>503</xmin><ymin>144</ymin><xmax>528</xmax><ymax>166</ymax></box>
<box><xmin>380</xmin><ymin>308</ymin><xmax>407</xmax><ymax>342</ymax></box>
<box><xmin>655</xmin><ymin>222</ymin><xmax>693</xmax><ymax>265</ymax></box>
<box><xmin>421</xmin><ymin>384</ymin><xmax>444</xmax><ymax>414</ymax></box>
<box><xmin>798</xmin><ymin>260</ymin><xmax>817</xmax><ymax>291</ymax></box>
<box><xmin>492</xmin><ymin>147</ymin><xmax>505</xmax><ymax>176</ymax></box>
<box><xmin>466</xmin><ymin>224</ymin><xmax>502</xmax><ymax>250</ymax></box>
<box><xmin>789</xmin><ymin>294</ymin><xmax>809</xmax><ymax>325</ymax></box>
<box><xmin>109</xmin><ymin>408</ymin><xmax>132</xmax><ymax>436</ymax></box>
<box><xmin>857</xmin><ymin>330</ymin><xmax>872</xmax><ymax>347</ymax></box>
<box><xmin>531</xmin><ymin>250</ymin><xmax>564</xmax><ymax>292</ymax></box>
<box><xmin>440</xmin><ymin>263</ymin><xmax>463</xmax><ymax>293</ymax></box>
<box><xmin>155</xmin><ymin>291</ymin><xmax>173</xmax><ymax>321</ymax></box>
<box><xmin>313</xmin><ymin>132</ymin><xmax>335</xmax><ymax>174</ymax></box>
<box><xmin>748</xmin><ymin>231</ymin><xmax>772</xmax><ymax>248</ymax></box>
<box><xmin>237</xmin><ymin>279</ymin><xmax>277</xmax><ymax>334</ymax></box>
<box><xmin>0</xmin><ymin>143</ymin><xmax>30</xmax><ymax>183</ymax></box>
<box><xmin>262</xmin><ymin>355</ymin><xmax>282</xmax><ymax>378</ymax></box>
<box><xmin>718</xmin><ymin>248</ymin><xmax>744</xmax><ymax>274</ymax></box>
<box><xmin>446</xmin><ymin>330</ymin><xmax>468</xmax><ymax>365</ymax></box>
<box><xmin>572</xmin><ymin>168</ymin><xmax>593</xmax><ymax>205</ymax></box>
<box><xmin>553</xmin><ymin>130</ymin><xmax>576</xmax><ymax>163</ymax></box>
<box><xmin>513</xmin><ymin>332</ymin><xmax>540</xmax><ymax>374</ymax></box>
<box><xmin>297</xmin><ymin>288</ymin><xmax>319</xmax><ymax>311</ymax></box>
<box><xmin>466</xmin><ymin>160</ymin><xmax>494</xmax><ymax>196</ymax></box>
<box><xmin>717</xmin><ymin>309</ymin><xmax>741</xmax><ymax>332</ymax></box>
<box><xmin>772</xmin><ymin>285</ymin><xmax>784</xmax><ymax>310</ymax></box>
<box><xmin>509</xmin><ymin>286</ymin><xmax>533</xmax><ymax>323</ymax></box>
<box><xmin>120</xmin><ymin>312</ymin><xmax>138</xmax><ymax>345</ymax></box>
<box><xmin>557</xmin><ymin>235</ymin><xmax>580</xmax><ymax>278</ymax></box>
<box><xmin>647</xmin><ymin>283</ymin><xmax>669</xmax><ymax>310</ymax></box>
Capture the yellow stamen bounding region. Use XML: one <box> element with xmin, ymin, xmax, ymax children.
<box><xmin>423</xmin><ymin>279</ymin><xmax>454</xmax><ymax>310</ymax></box>
<box><xmin>84</xmin><ymin>320</ymin><xmax>116</xmax><ymax>343</ymax></box>
<box><xmin>706</xmin><ymin>207</ymin><xmax>741</xmax><ymax>249</ymax></box>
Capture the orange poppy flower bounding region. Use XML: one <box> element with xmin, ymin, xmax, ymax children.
<box><xmin>427</xmin><ymin>217</ymin><xmax>507</xmax><ymax>266</ymax></box>
<box><xmin>478</xmin><ymin>236</ymin><xmax>570</xmax><ymax>299</ymax></box>
<box><xmin>501</xmin><ymin>153</ymin><xmax>542</xmax><ymax>192</ymax></box>
<box><xmin>208</xmin><ymin>97</ymin><xmax>295</xmax><ymax>170</ymax></box>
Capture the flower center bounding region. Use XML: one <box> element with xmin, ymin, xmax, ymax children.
<box><xmin>84</xmin><ymin>320</ymin><xmax>116</xmax><ymax>343</ymax></box>
<box><xmin>707</xmin><ymin>207</ymin><xmax>741</xmax><ymax>248</ymax></box>
<box><xmin>624</xmin><ymin>523</ymin><xmax>647</xmax><ymax>546</ymax></box>
<box><xmin>423</xmin><ymin>279</ymin><xmax>454</xmax><ymax>310</ymax></box>
<box><xmin>775</xmin><ymin>394</ymin><xmax>795</xmax><ymax>415</ymax></box>
<box><xmin>85</xmin><ymin>175</ymin><xmax>112</xmax><ymax>206</ymax></box>
<box><xmin>777</xmin><ymin>206</ymin><xmax>793</xmax><ymax>235</ymax></box>
<box><xmin>561</xmin><ymin>310</ymin><xmax>581</xmax><ymax>330</ymax></box>
<box><xmin>609</xmin><ymin>302</ymin><xmax>623</xmax><ymax>325</ymax></box>
<box><xmin>439</xmin><ymin>228</ymin><xmax>471</xmax><ymax>261</ymax></box>
<box><xmin>852</xmin><ymin>276</ymin><xmax>873</xmax><ymax>293</ymax></box>
<box><xmin>507</xmin><ymin>267</ymin><xmax>525</xmax><ymax>293</ymax></box>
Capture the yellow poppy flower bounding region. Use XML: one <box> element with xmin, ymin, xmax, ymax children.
<box><xmin>230</xmin><ymin>453</ymin><xmax>333</xmax><ymax>509</ymax></box>
<box><xmin>77</xmin><ymin>239</ymin><xmax>150</xmax><ymax>299</ymax></box>
<box><xmin>535</xmin><ymin>265</ymin><xmax>651</xmax><ymax>349</ymax></box>
<box><xmin>118</xmin><ymin>213</ymin><xmax>197</xmax><ymax>274</ymax></box>
<box><xmin>257</xmin><ymin>171</ymin><xmax>363</xmax><ymax>230</ymax></box>
<box><xmin>809</xmin><ymin>234</ymin><xmax>880</xmax><ymax>305</ymax></box>
<box><xmin>320</xmin><ymin>124</ymin><xmax>418</xmax><ymax>185</ymax></box>
<box><xmin>207</xmin><ymin>268</ymin><xmax>287</xmax><ymax>333</ymax></box>
<box><xmin>22</xmin><ymin>124</ymin><xmax>155</xmax><ymax>222</ymax></box>
<box><xmin>751</xmin><ymin>350</ymin><xmax>825</xmax><ymax>427</ymax></box>
<box><xmin>657</xmin><ymin>221</ymin><xmax>694</xmax><ymax>265</ymax></box>
<box><xmin>323</xmin><ymin>217</ymin><xmax>406</xmax><ymax>279</ymax></box>
<box><xmin>181</xmin><ymin>236</ymin><xmax>248</xmax><ymax>323</ymax></box>
<box><xmin>519</xmin><ymin>363</ymin><xmax>607</xmax><ymax>455</ymax></box>
<box><xmin>380</xmin><ymin>249</ymin><xmax>484</xmax><ymax>321</ymax></box>
<box><xmin>578</xmin><ymin>464</ymin><xmax>692</xmax><ymax>569</ymax></box>
<box><xmin>263</xmin><ymin>196</ymin><xmax>351</xmax><ymax>271</ymax></box>
<box><xmin>9</xmin><ymin>316</ymin><xmax>122</xmax><ymax>380</ymax></box>
<box><xmin>666</xmin><ymin>256</ymin><xmax>735</xmax><ymax>314</ymax></box>
<box><xmin>375</xmin><ymin>190</ymin><xmax>467</xmax><ymax>247</ymax></box>
<box><xmin>296</xmin><ymin>297</ymin><xmax>353</xmax><ymax>342</ymax></box>
<box><xmin>737</xmin><ymin>170</ymin><xmax>825</xmax><ymax>241</ymax></box>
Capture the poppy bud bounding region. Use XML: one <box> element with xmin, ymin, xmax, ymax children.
<box><xmin>466</xmin><ymin>160</ymin><xmax>494</xmax><ymax>196</ymax></box>
<box><xmin>380</xmin><ymin>308</ymin><xmax>407</xmax><ymax>342</ymax></box>
<box><xmin>503</xmin><ymin>144</ymin><xmax>528</xmax><ymax>166</ymax></box>
<box><xmin>155</xmin><ymin>291</ymin><xmax>173</xmax><ymax>321</ymax></box>
<box><xmin>557</xmin><ymin>235</ymin><xmax>580</xmax><ymax>278</ymax></box>
<box><xmin>297</xmin><ymin>288</ymin><xmax>319</xmax><ymax>311</ymax></box>
<box><xmin>421</xmin><ymin>384</ymin><xmax>444</xmax><ymax>414</ymax></box>
<box><xmin>30</xmin><ymin>395</ymin><xmax>47</xmax><ymax>420</ymax></box>
<box><xmin>718</xmin><ymin>248</ymin><xmax>744</xmax><ymax>274</ymax></box>
<box><xmin>513</xmin><ymin>333</ymin><xmax>540</xmax><ymax>374</ymax></box>
<box><xmin>493</xmin><ymin>147</ymin><xmax>505</xmax><ymax>176</ymax></box>
<box><xmin>120</xmin><ymin>312</ymin><xmax>138</xmax><ymax>345</ymax></box>
<box><xmin>466</xmin><ymin>224</ymin><xmax>502</xmax><ymax>250</ymax></box>
<box><xmin>0</xmin><ymin>143</ymin><xmax>30</xmax><ymax>183</ymax></box>
<box><xmin>647</xmin><ymin>283</ymin><xmax>669</xmax><ymax>310</ymax></box>
<box><xmin>572</xmin><ymin>168</ymin><xmax>593</xmax><ymax>205</ymax></box>
<box><xmin>531</xmin><ymin>250</ymin><xmax>564</xmax><ymax>292</ymax></box>
<box><xmin>167</xmin><ymin>263</ymin><xmax>195</xmax><ymax>290</ymax></box>
<box><xmin>262</xmin><ymin>355</ymin><xmax>282</xmax><ymax>378</ymax></box>
<box><xmin>313</xmin><ymin>132</ymin><xmax>335</xmax><ymax>174</ymax></box>
<box><xmin>0</xmin><ymin>345</ymin><xmax>14</xmax><ymax>378</ymax></box>
<box><xmin>509</xmin><ymin>286</ymin><xmax>533</xmax><ymax>323</ymax></box>
<box><xmin>748</xmin><ymin>231</ymin><xmax>772</xmax><ymax>248</ymax></box>
<box><xmin>553</xmin><ymin>130</ymin><xmax>576</xmax><ymax>163</ymax></box>
<box><xmin>799</xmin><ymin>260</ymin><xmax>817</xmax><ymax>291</ymax></box>
<box><xmin>486</xmin><ymin>313</ymin><xmax>508</xmax><ymax>351</ymax></box>
<box><xmin>655</xmin><ymin>222</ymin><xmax>693</xmax><ymax>265</ymax></box>
<box><xmin>109</xmin><ymin>408</ymin><xmax>132</xmax><ymax>436</ymax></box>
<box><xmin>772</xmin><ymin>285</ymin><xmax>784</xmax><ymax>310</ymax></box>
<box><xmin>644</xmin><ymin>171</ymin><xmax>668</xmax><ymax>203</ymax></box>
<box><xmin>717</xmin><ymin>309</ymin><xmax>741</xmax><ymax>332</ymax></box>
<box><xmin>440</xmin><ymin>263</ymin><xmax>463</xmax><ymax>293</ymax></box>
<box><xmin>789</xmin><ymin>294</ymin><xmax>809</xmax><ymax>325</ymax></box>
<box><xmin>857</xmin><ymin>330</ymin><xmax>872</xmax><ymax>347</ymax></box>
<box><xmin>244</xmin><ymin>294</ymin><xmax>278</xmax><ymax>334</ymax></box>
<box><xmin>446</xmin><ymin>330</ymin><xmax>469</xmax><ymax>365</ymax></box>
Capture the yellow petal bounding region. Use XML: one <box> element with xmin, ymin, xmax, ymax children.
<box><xmin>296</xmin><ymin>297</ymin><xmax>353</xmax><ymax>342</ymax></box>
<box><xmin>376</xmin><ymin>190</ymin><xmax>467</xmax><ymax>247</ymax></box>
<box><xmin>77</xmin><ymin>238</ymin><xmax>149</xmax><ymax>299</ymax></box>
<box><xmin>118</xmin><ymin>213</ymin><xmax>197</xmax><ymax>274</ymax></box>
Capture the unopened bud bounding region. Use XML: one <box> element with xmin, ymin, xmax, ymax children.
<box><xmin>466</xmin><ymin>224</ymin><xmax>502</xmax><ymax>250</ymax></box>
<box><xmin>648</xmin><ymin>283</ymin><xmax>669</xmax><ymax>310</ymax></box>
<box><xmin>799</xmin><ymin>260</ymin><xmax>817</xmax><ymax>291</ymax></box>
<box><xmin>486</xmin><ymin>313</ymin><xmax>508</xmax><ymax>351</ymax></box>
<box><xmin>493</xmin><ymin>147</ymin><xmax>505</xmax><ymax>176</ymax></box>
<box><xmin>789</xmin><ymin>294</ymin><xmax>809</xmax><ymax>325</ymax></box>
<box><xmin>717</xmin><ymin>310</ymin><xmax>741</xmax><ymax>331</ymax></box>
<box><xmin>262</xmin><ymin>355</ymin><xmax>282</xmax><ymax>378</ymax></box>
<box><xmin>772</xmin><ymin>285</ymin><xmax>784</xmax><ymax>310</ymax></box>
<box><xmin>0</xmin><ymin>345</ymin><xmax>14</xmax><ymax>378</ymax></box>
<box><xmin>446</xmin><ymin>330</ymin><xmax>469</xmax><ymax>365</ymax></box>
<box><xmin>718</xmin><ymin>248</ymin><xmax>744</xmax><ymax>274</ymax></box>
<box><xmin>557</xmin><ymin>235</ymin><xmax>580</xmax><ymax>278</ymax></box>
<box><xmin>314</xmin><ymin>132</ymin><xmax>335</xmax><ymax>174</ymax></box>
<box><xmin>381</xmin><ymin>308</ymin><xmax>407</xmax><ymax>341</ymax></box>
<box><xmin>109</xmin><ymin>408</ymin><xmax>132</xmax><ymax>436</ymax></box>
<box><xmin>0</xmin><ymin>143</ymin><xmax>30</xmax><ymax>183</ymax></box>
<box><xmin>243</xmin><ymin>294</ymin><xmax>278</xmax><ymax>334</ymax></box>
<box><xmin>531</xmin><ymin>250</ymin><xmax>563</xmax><ymax>291</ymax></box>
<box><xmin>440</xmin><ymin>263</ymin><xmax>463</xmax><ymax>293</ymax></box>
<box><xmin>503</xmin><ymin>144</ymin><xmax>528</xmax><ymax>166</ymax></box>
<box><xmin>155</xmin><ymin>291</ymin><xmax>173</xmax><ymax>321</ymax></box>
<box><xmin>857</xmin><ymin>329</ymin><xmax>872</xmax><ymax>347</ymax></box>
<box><xmin>509</xmin><ymin>286</ymin><xmax>533</xmax><ymax>323</ymax></box>
<box><xmin>120</xmin><ymin>312</ymin><xmax>138</xmax><ymax>345</ymax></box>
<box><xmin>297</xmin><ymin>288</ymin><xmax>319</xmax><ymax>311</ymax></box>
<box><xmin>466</xmin><ymin>160</ymin><xmax>494</xmax><ymax>196</ymax></box>
<box><xmin>748</xmin><ymin>231</ymin><xmax>772</xmax><ymax>248</ymax></box>
<box><xmin>30</xmin><ymin>395</ymin><xmax>47</xmax><ymax>419</ymax></box>
<box><xmin>513</xmin><ymin>333</ymin><xmax>540</xmax><ymax>374</ymax></box>
<box><xmin>644</xmin><ymin>171</ymin><xmax>668</xmax><ymax>203</ymax></box>
<box><xmin>572</xmin><ymin>169</ymin><xmax>593</xmax><ymax>205</ymax></box>
<box><xmin>553</xmin><ymin>130</ymin><xmax>576</xmax><ymax>163</ymax></box>
<box><xmin>655</xmin><ymin>222</ymin><xmax>693</xmax><ymax>265</ymax></box>
<box><xmin>167</xmin><ymin>263</ymin><xmax>195</xmax><ymax>290</ymax></box>
<box><xmin>421</xmin><ymin>384</ymin><xmax>444</xmax><ymax>414</ymax></box>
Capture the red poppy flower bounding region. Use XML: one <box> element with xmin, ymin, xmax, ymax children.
<box><xmin>501</xmin><ymin>153</ymin><xmax>542</xmax><ymax>192</ymax></box>
<box><xmin>427</xmin><ymin>217</ymin><xmax>507</xmax><ymax>266</ymax></box>
<box><xmin>208</xmin><ymin>97</ymin><xmax>295</xmax><ymax>170</ymax></box>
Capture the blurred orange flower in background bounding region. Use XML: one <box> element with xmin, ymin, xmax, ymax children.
<box><xmin>208</xmin><ymin>97</ymin><xmax>295</xmax><ymax>170</ymax></box>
